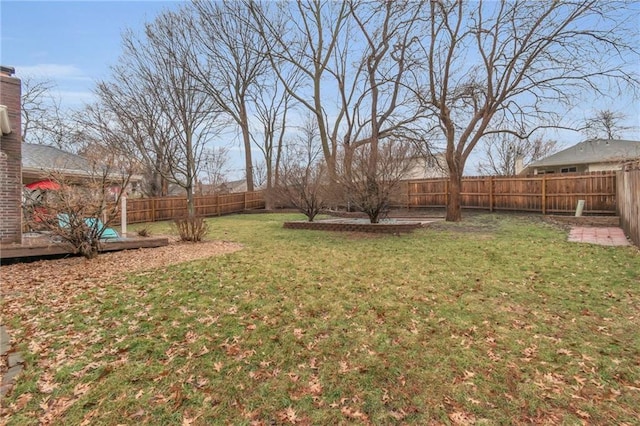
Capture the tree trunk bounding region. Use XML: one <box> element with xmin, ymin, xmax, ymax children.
<box><xmin>240</xmin><ymin>104</ymin><xmax>254</xmax><ymax>192</ymax></box>
<box><xmin>443</xmin><ymin>128</ymin><xmax>465</xmax><ymax>222</ymax></box>
<box><xmin>264</xmin><ymin>156</ymin><xmax>273</xmax><ymax>210</ymax></box>
<box><xmin>264</xmin><ymin>184</ymin><xmax>273</xmax><ymax>210</ymax></box>
<box><xmin>369</xmin><ymin>212</ymin><xmax>380</xmax><ymax>224</ymax></box>
<box><xmin>186</xmin><ymin>185</ymin><xmax>196</xmax><ymax>217</ymax></box>
<box><xmin>446</xmin><ymin>167</ymin><xmax>462</xmax><ymax>222</ymax></box>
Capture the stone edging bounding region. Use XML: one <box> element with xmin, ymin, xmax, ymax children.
<box><xmin>545</xmin><ymin>215</ymin><xmax>620</xmax><ymax>227</ymax></box>
<box><xmin>1</xmin><ymin>325</ymin><xmax>24</xmax><ymax>397</ymax></box>
<box><xmin>283</xmin><ymin>221</ymin><xmax>423</xmax><ymax>234</ymax></box>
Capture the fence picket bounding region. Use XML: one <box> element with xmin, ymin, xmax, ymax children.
<box><xmin>406</xmin><ymin>172</ymin><xmax>616</xmax><ymax>214</ymax></box>
<box><xmin>112</xmin><ymin>191</ymin><xmax>265</xmax><ymax>224</ymax></box>
<box><xmin>617</xmin><ymin>161</ymin><xmax>640</xmax><ymax>246</ymax></box>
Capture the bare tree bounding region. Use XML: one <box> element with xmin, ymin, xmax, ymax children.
<box><xmin>274</xmin><ymin>114</ymin><xmax>328</xmax><ymax>221</ymax></box>
<box><xmin>583</xmin><ymin>109</ymin><xmax>631</xmax><ymax>140</ymax></box>
<box><xmin>187</xmin><ymin>0</ymin><xmax>273</xmax><ymax>193</ymax></box>
<box><xmin>417</xmin><ymin>0</ymin><xmax>639</xmax><ymax>221</ymax></box>
<box><xmin>252</xmin><ymin>161</ymin><xmax>267</xmax><ymax>189</ymax></box>
<box><xmin>200</xmin><ymin>147</ymin><xmax>230</xmax><ymax>190</ymax></box>
<box><xmin>341</xmin><ymin>0</ymin><xmax>427</xmax><ymax>219</ymax></box>
<box><xmin>94</xmin><ymin>8</ymin><xmax>223</xmax><ymax>216</ymax></box>
<box><xmin>249</xmin><ymin>0</ymin><xmax>351</xmax><ymax>177</ymax></box>
<box><xmin>21</xmin><ymin>76</ymin><xmax>56</xmax><ymax>143</ymax></box>
<box><xmin>341</xmin><ymin>140</ymin><xmax>415</xmax><ymax>223</ymax></box>
<box><xmin>250</xmin><ymin>73</ymin><xmax>295</xmax><ymax>208</ymax></box>
<box><xmin>88</xmin><ymin>87</ymin><xmax>171</xmax><ymax>198</ymax></box>
<box><xmin>345</xmin><ymin>1</ymin><xmax>427</xmax><ymax>158</ymax></box>
<box><xmin>252</xmin><ymin>1</ymin><xmax>428</xmax><ymax>205</ymax></box>
<box><xmin>477</xmin><ymin>135</ymin><xmax>557</xmax><ymax>176</ymax></box>
<box><xmin>20</xmin><ymin>76</ymin><xmax>81</xmax><ymax>150</ymax></box>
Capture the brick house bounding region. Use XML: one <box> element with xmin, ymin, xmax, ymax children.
<box><xmin>0</xmin><ymin>66</ymin><xmax>22</xmax><ymax>244</ymax></box>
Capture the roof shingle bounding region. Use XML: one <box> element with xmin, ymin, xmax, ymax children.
<box><xmin>528</xmin><ymin>139</ymin><xmax>640</xmax><ymax>168</ymax></box>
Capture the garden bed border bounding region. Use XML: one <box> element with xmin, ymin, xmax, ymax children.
<box><xmin>283</xmin><ymin>220</ymin><xmax>423</xmax><ymax>234</ymax></box>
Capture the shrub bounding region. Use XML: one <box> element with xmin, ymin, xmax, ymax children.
<box><xmin>174</xmin><ymin>215</ymin><xmax>208</xmax><ymax>242</ymax></box>
<box><xmin>136</xmin><ymin>226</ymin><xmax>151</xmax><ymax>237</ymax></box>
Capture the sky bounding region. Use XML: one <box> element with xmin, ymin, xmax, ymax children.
<box><xmin>1</xmin><ymin>0</ymin><xmax>639</xmax><ymax>178</ymax></box>
<box><xmin>1</xmin><ymin>0</ymin><xmax>182</xmax><ymax>106</ymax></box>
<box><xmin>0</xmin><ymin>0</ymin><xmax>254</xmax><ymax>177</ymax></box>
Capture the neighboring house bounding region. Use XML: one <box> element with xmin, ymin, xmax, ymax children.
<box><xmin>403</xmin><ymin>153</ymin><xmax>448</xmax><ymax>180</ymax></box>
<box><xmin>22</xmin><ymin>143</ymin><xmax>95</xmax><ymax>185</ymax></box>
<box><xmin>22</xmin><ymin>143</ymin><xmax>142</xmax><ymax>193</ymax></box>
<box><xmin>520</xmin><ymin>139</ymin><xmax>640</xmax><ymax>175</ymax></box>
<box><xmin>218</xmin><ymin>179</ymin><xmax>253</xmax><ymax>193</ymax></box>
<box><xmin>198</xmin><ymin>179</ymin><xmax>259</xmax><ymax>195</ymax></box>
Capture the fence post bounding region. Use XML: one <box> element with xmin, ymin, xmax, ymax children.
<box><xmin>444</xmin><ymin>179</ymin><xmax>449</xmax><ymax>207</ymax></box>
<box><xmin>217</xmin><ymin>194</ymin><xmax>221</xmax><ymax>216</ymax></box>
<box><xmin>489</xmin><ymin>176</ymin><xmax>494</xmax><ymax>212</ymax></box>
<box><xmin>407</xmin><ymin>181</ymin><xmax>412</xmax><ymax>209</ymax></box>
<box><xmin>541</xmin><ymin>176</ymin><xmax>546</xmax><ymax>215</ymax></box>
<box><xmin>121</xmin><ymin>192</ymin><xmax>127</xmax><ymax>236</ymax></box>
<box><xmin>151</xmin><ymin>198</ymin><xmax>156</xmax><ymax>222</ymax></box>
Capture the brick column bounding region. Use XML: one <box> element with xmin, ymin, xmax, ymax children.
<box><xmin>0</xmin><ymin>66</ymin><xmax>22</xmax><ymax>244</ymax></box>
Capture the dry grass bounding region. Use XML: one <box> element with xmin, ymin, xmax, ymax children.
<box><xmin>1</xmin><ymin>212</ymin><xmax>639</xmax><ymax>425</ymax></box>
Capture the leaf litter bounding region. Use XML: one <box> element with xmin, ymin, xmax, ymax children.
<box><xmin>0</xmin><ymin>239</ymin><xmax>241</xmax><ymax>423</ymax></box>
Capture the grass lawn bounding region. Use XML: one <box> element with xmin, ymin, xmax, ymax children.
<box><xmin>2</xmin><ymin>213</ymin><xmax>639</xmax><ymax>424</ymax></box>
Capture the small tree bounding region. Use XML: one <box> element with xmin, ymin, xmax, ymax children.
<box><xmin>275</xmin><ymin>162</ymin><xmax>328</xmax><ymax>222</ymax></box>
<box><xmin>341</xmin><ymin>140</ymin><xmax>414</xmax><ymax>224</ymax></box>
<box><xmin>273</xmin><ymin>116</ymin><xmax>328</xmax><ymax>222</ymax></box>
<box><xmin>23</xmin><ymin>156</ymin><xmax>132</xmax><ymax>259</ymax></box>
<box><xmin>200</xmin><ymin>146</ymin><xmax>230</xmax><ymax>191</ymax></box>
<box><xmin>477</xmin><ymin>135</ymin><xmax>557</xmax><ymax>176</ymax></box>
<box><xmin>583</xmin><ymin>109</ymin><xmax>631</xmax><ymax>140</ymax></box>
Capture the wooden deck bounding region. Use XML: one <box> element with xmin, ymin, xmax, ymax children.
<box><xmin>0</xmin><ymin>235</ymin><xmax>169</xmax><ymax>261</ymax></box>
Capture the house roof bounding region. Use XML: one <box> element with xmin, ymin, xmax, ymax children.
<box><xmin>22</xmin><ymin>143</ymin><xmax>92</xmax><ymax>176</ymax></box>
<box><xmin>527</xmin><ymin>139</ymin><xmax>640</xmax><ymax>169</ymax></box>
<box><xmin>22</xmin><ymin>143</ymin><xmax>142</xmax><ymax>183</ymax></box>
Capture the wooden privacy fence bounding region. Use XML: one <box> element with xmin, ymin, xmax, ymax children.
<box><xmin>616</xmin><ymin>161</ymin><xmax>640</xmax><ymax>247</ymax></box>
<box><xmin>114</xmin><ymin>191</ymin><xmax>264</xmax><ymax>224</ymax></box>
<box><xmin>406</xmin><ymin>172</ymin><xmax>617</xmax><ymax>214</ymax></box>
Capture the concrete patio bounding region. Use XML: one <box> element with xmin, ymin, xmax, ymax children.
<box><xmin>568</xmin><ymin>226</ymin><xmax>631</xmax><ymax>246</ymax></box>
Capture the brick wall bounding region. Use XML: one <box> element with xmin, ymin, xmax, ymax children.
<box><xmin>0</xmin><ymin>66</ymin><xmax>22</xmax><ymax>244</ymax></box>
<box><xmin>283</xmin><ymin>220</ymin><xmax>423</xmax><ymax>234</ymax></box>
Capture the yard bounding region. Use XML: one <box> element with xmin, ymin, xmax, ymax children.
<box><xmin>1</xmin><ymin>213</ymin><xmax>639</xmax><ymax>425</ymax></box>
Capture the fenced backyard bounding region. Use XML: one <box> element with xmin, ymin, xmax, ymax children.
<box><xmin>111</xmin><ymin>170</ymin><xmax>640</xmax><ymax>246</ymax></box>
<box><xmin>403</xmin><ymin>171</ymin><xmax>617</xmax><ymax>215</ymax></box>
<box><xmin>114</xmin><ymin>191</ymin><xmax>265</xmax><ymax>224</ymax></box>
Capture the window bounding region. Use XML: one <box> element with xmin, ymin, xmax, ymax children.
<box><xmin>560</xmin><ymin>166</ymin><xmax>577</xmax><ymax>173</ymax></box>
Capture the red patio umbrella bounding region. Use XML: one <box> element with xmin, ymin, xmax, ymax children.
<box><xmin>25</xmin><ymin>179</ymin><xmax>61</xmax><ymax>191</ymax></box>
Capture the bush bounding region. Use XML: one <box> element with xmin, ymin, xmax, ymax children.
<box><xmin>174</xmin><ymin>215</ymin><xmax>208</xmax><ymax>242</ymax></box>
<box><xmin>273</xmin><ymin>163</ymin><xmax>328</xmax><ymax>222</ymax></box>
<box><xmin>136</xmin><ymin>226</ymin><xmax>151</xmax><ymax>237</ymax></box>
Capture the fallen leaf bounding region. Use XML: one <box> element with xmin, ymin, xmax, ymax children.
<box><xmin>12</xmin><ymin>393</ymin><xmax>33</xmax><ymax>411</ymax></box>
<box><xmin>448</xmin><ymin>410</ymin><xmax>476</xmax><ymax>425</ymax></box>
